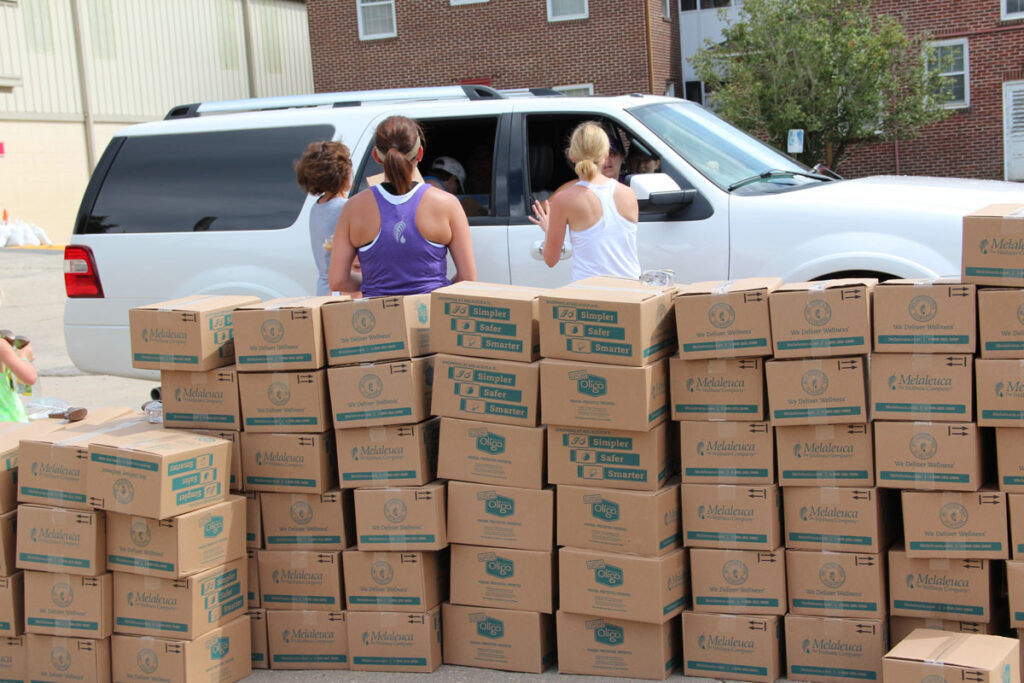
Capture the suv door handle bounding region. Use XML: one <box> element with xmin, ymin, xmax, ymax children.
<box><xmin>532</xmin><ymin>239</ymin><xmax>572</xmax><ymax>261</ymax></box>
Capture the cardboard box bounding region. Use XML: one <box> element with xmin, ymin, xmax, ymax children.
<box><xmin>670</xmin><ymin>356</ymin><xmax>765</xmax><ymax>421</ymax></box>
<box><xmin>787</xmin><ymin>549</ymin><xmax>886</xmax><ymax>619</ymax></box>
<box><xmin>689</xmin><ymin>547</ymin><xmax>786</xmax><ymax>615</ymax></box>
<box><xmin>129</xmin><ymin>294</ymin><xmax>260</xmax><ymax>371</ymax></box>
<box><xmin>232</xmin><ymin>296</ymin><xmax>334</xmax><ymax>371</ymax></box>
<box><xmin>26</xmin><ymin>634</ymin><xmax>110</xmax><ymax>683</ymax></box>
<box><xmin>539</xmin><ymin>276</ymin><xmax>676</xmax><ymax>367</ymax></box>
<box><xmin>17</xmin><ymin>505</ymin><xmax>105</xmax><ymax>576</ymax></box>
<box><xmin>442</xmin><ymin>603</ymin><xmax>555</xmax><ymax>673</ymax></box>
<box><xmin>979</xmin><ymin>287</ymin><xmax>1024</xmax><ymax>358</ymax></box>
<box><xmin>978</xmin><ymin>358</ymin><xmax>1024</xmax><ymax>427</ymax></box>
<box><xmin>449</xmin><ymin>544</ymin><xmax>554</xmax><ymax>613</ymax></box>
<box><xmin>257</xmin><ymin>550</ymin><xmax>343</xmax><ymax>611</ymax></box>
<box><xmin>893</xmin><ymin>546</ymin><xmax>994</xmax><ymax>623</ymax></box>
<box><xmin>18</xmin><ymin>416</ymin><xmax>151</xmax><ymax>510</ymax></box>
<box><xmin>871</xmin><ymin>352</ymin><xmax>974</xmax><ymax>422</ymax></box>
<box><xmin>431</xmin><ymin>354</ymin><xmax>538</xmax><ymax>427</ymax></box>
<box><xmin>431</xmin><ymin>282</ymin><xmax>545</xmax><ymax>362</ymax></box>
<box><xmin>111</xmin><ymin>614</ymin><xmax>251</xmax><ymax>683</ymax></box>
<box><xmin>1011</xmin><ymin>561</ymin><xmax>1024</xmax><ymax>627</ymax></box>
<box><xmin>245</xmin><ymin>491</ymin><xmax>261</xmax><ymax>548</ymax></box>
<box><xmin>329</xmin><ymin>356</ymin><xmax>433</xmax><ymax>428</ymax></box>
<box><xmin>555</xmin><ymin>610</ymin><xmax>680</xmax><ymax>680</ymax></box>
<box><xmin>160</xmin><ymin>367</ymin><xmax>241</xmax><ymax>430</ymax></box>
<box><xmin>260</xmin><ymin>490</ymin><xmax>354</xmax><ymax>551</ymax></box>
<box><xmin>776</xmin><ymin>423</ymin><xmax>872</xmax><ymax>486</ymax></box>
<box><xmin>238</xmin><ymin>369</ymin><xmax>331</xmax><ymax>433</ymax></box>
<box><xmin>247</xmin><ymin>550</ymin><xmax>259</xmax><ymax>608</ymax></box>
<box><xmin>265</xmin><ymin>609</ymin><xmax>348</xmax><ymax>669</ymax></box>
<box><xmin>241</xmin><ymin>431</ymin><xmax>335</xmax><ymax>494</ymax></box>
<box><xmin>336</xmin><ymin>418</ymin><xmax>439</xmax><ymax>488</ymax></box>
<box><xmin>439</xmin><ymin>418</ymin><xmax>545</xmax><ymax>489</ymax></box>
<box><xmin>113</xmin><ymin>557</ymin><xmax>246</xmax><ymax>639</ymax></box>
<box><xmin>447</xmin><ymin>481</ymin><xmax>553</xmax><ymax>551</ymax></box>
<box><xmin>682</xmin><ymin>611</ymin><xmax>781</xmax><ymax>683</ymax></box>
<box><xmin>681</xmin><ymin>484</ymin><xmax>781</xmax><ymax>550</ymax></box>
<box><xmin>106</xmin><ymin>495</ymin><xmax>246</xmax><ymax>579</ymax></box>
<box><xmin>0</xmin><ymin>635</ymin><xmax>25</xmax><ymax>682</ymax></box>
<box><xmin>0</xmin><ymin>509</ymin><xmax>15</xmax><ymax>577</ymax></box>
<box><xmin>0</xmin><ymin>572</ymin><xmax>22</xmax><ymax>635</ymax></box>
<box><xmin>346</xmin><ymin>606</ymin><xmax>442</xmax><ymax>673</ymax></box>
<box><xmin>961</xmin><ymin>203</ymin><xmax>1024</xmax><ymax>286</ymax></box>
<box><xmin>784</xmin><ymin>486</ymin><xmax>887</xmax><ymax>553</ymax></box>
<box><xmin>884</xmin><ymin>628</ymin><xmax>1020</xmax><ymax>683</ymax></box>
<box><xmin>247</xmin><ymin>608</ymin><xmax>267</xmax><ymax>669</ymax></box>
<box><xmin>876</xmin><ymin>421</ymin><xmax>982</xmax><ymax>490</ymax></box>
<box><xmin>548</xmin><ymin>423</ymin><xmax>668</xmax><ymax>491</ymax></box>
<box><xmin>540</xmin><ymin>358</ymin><xmax>669</xmax><ymax>432</ymax></box>
<box><xmin>873</xmin><ymin>279</ymin><xmax>976</xmax><ymax>353</ymax></box>
<box><xmin>354</xmin><ymin>481</ymin><xmax>446</xmax><ymax>551</ymax></box>
<box><xmin>343</xmin><ymin>550</ymin><xmax>447</xmax><ymax>612</ymax></box>
<box><xmin>673</xmin><ymin>277</ymin><xmax>780</xmax><ymax>360</ymax></box>
<box><xmin>890</xmin><ymin>616</ymin><xmax>997</xmax><ymax>644</ymax></box>
<box><xmin>86</xmin><ymin>429</ymin><xmax>229</xmax><ymax>519</ymax></box>
<box><xmin>322</xmin><ymin>294</ymin><xmax>431</xmax><ymax>365</ymax></box>
<box><xmin>24</xmin><ymin>571</ymin><xmax>106</xmax><ymax>638</ymax></box>
<box><xmin>0</xmin><ymin>420</ymin><xmax>69</xmax><ymax>514</ymax></box>
<box><xmin>681</xmin><ymin>421</ymin><xmax>773</xmax><ymax>484</ymax></box>
<box><xmin>1012</xmin><ymin>493</ymin><xmax>1024</xmax><ymax>558</ymax></box>
<box><xmin>999</xmin><ymin>428</ymin><xmax>1024</xmax><ymax>491</ymax></box>
<box><xmin>784</xmin><ymin>614</ymin><xmax>885</xmax><ymax>683</ymax></box>
<box><xmin>765</xmin><ymin>356</ymin><xmax>867</xmax><ymax>426</ymax></box>
<box><xmin>191</xmin><ymin>429</ymin><xmax>242</xmax><ymax>492</ymax></box>
<box><xmin>769</xmin><ymin>279</ymin><xmax>874</xmax><ymax>358</ymax></box>
<box><xmin>556</xmin><ymin>481</ymin><xmax>680</xmax><ymax>556</ymax></box>
<box><xmin>558</xmin><ymin>546</ymin><xmax>688</xmax><ymax>624</ymax></box>
<box><xmin>903</xmin><ymin>490</ymin><xmax>1008</xmax><ymax>559</ymax></box>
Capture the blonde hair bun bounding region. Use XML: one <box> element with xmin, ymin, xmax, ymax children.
<box><xmin>568</xmin><ymin>121</ymin><xmax>610</xmax><ymax>181</ymax></box>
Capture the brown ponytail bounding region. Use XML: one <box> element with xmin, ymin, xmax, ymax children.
<box><xmin>374</xmin><ymin>116</ymin><xmax>424</xmax><ymax>195</ymax></box>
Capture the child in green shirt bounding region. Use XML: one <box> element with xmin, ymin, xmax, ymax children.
<box><xmin>0</xmin><ymin>336</ymin><xmax>36</xmax><ymax>423</ymax></box>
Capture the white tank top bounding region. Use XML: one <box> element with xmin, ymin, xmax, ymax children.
<box><xmin>569</xmin><ymin>180</ymin><xmax>642</xmax><ymax>282</ymax></box>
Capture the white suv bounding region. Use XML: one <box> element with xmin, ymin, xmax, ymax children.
<box><xmin>63</xmin><ymin>85</ymin><xmax>1024</xmax><ymax>379</ymax></box>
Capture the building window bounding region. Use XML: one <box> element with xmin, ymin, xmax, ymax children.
<box><xmin>663</xmin><ymin>0</ymin><xmax>672</xmax><ymax>18</ymax></box>
<box><xmin>1005</xmin><ymin>0</ymin><xmax>1024</xmax><ymax>20</ymax></box>
<box><xmin>928</xmin><ymin>38</ymin><xmax>969</xmax><ymax>108</ymax></box>
<box><xmin>357</xmin><ymin>0</ymin><xmax>396</xmax><ymax>40</ymax></box>
<box><xmin>553</xmin><ymin>83</ymin><xmax>594</xmax><ymax>96</ymax></box>
<box><xmin>548</xmin><ymin>0</ymin><xmax>588</xmax><ymax>22</ymax></box>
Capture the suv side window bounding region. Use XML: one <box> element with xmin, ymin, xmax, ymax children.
<box><xmin>80</xmin><ymin>125</ymin><xmax>333</xmax><ymax>234</ymax></box>
<box><xmin>353</xmin><ymin>115</ymin><xmax>503</xmax><ymax>226</ymax></box>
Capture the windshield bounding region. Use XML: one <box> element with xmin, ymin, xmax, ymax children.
<box><xmin>629</xmin><ymin>101</ymin><xmax>821</xmax><ymax>194</ymax></box>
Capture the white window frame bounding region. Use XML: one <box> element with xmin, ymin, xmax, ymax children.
<box><xmin>553</xmin><ymin>83</ymin><xmax>594</xmax><ymax>96</ymax></box>
<box><xmin>928</xmin><ymin>38</ymin><xmax>970</xmax><ymax>109</ymax></box>
<box><xmin>1003</xmin><ymin>0</ymin><xmax>1024</xmax><ymax>20</ymax></box>
<box><xmin>357</xmin><ymin>0</ymin><xmax>397</xmax><ymax>41</ymax></box>
<box><xmin>451</xmin><ymin>0</ymin><xmax>488</xmax><ymax>4</ymax></box>
<box><xmin>547</xmin><ymin>0</ymin><xmax>588</xmax><ymax>22</ymax></box>
<box><xmin>662</xmin><ymin>0</ymin><xmax>672</xmax><ymax>18</ymax></box>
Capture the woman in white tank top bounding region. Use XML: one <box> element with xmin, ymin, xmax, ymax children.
<box><xmin>531</xmin><ymin>121</ymin><xmax>641</xmax><ymax>282</ymax></box>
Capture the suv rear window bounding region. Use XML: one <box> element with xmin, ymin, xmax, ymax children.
<box><xmin>80</xmin><ymin>125</ymin><xmax>334</xmax><ymax>234</ymax></box>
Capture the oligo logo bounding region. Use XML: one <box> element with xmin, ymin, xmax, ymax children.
<box><xmin>475</xmin><ymin>617</ymin><xmax>505</xmax><ymax>640</ymax></box>
<box><xmin>570</xmin><ymin>371</ymin><xmax>607</xmax><ymax>397</ymax></box>
<box><xmin>483</xmin><ymin>494</ymin><xmax>515</xmax><ymax>518</ymax></box>
<box><xmin>593</xmin><ymin>622</ymin><xmax>624</xmax><ymax>646</ymax></box>
<box><xmin>590</xmin><ymin>498</ymin><xmax>620</xmax><ymax>522</ymax></box>
<box><xmin>485</xmin><ymin>556</ymin><xmax>514</xmax><ymax>579</ymax></box>
<box><xmin>593</xmin><ymin>562</ymin><xmax>624</xmax><ymax>587</ymax></box>
<box><xmin>474</xmin><ymin>432</ymin><xmax>506</xmax><ymax>455</ymax></box>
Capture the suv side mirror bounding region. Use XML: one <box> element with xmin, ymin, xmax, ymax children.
<box><xmin>630</xmin><ymin>173</ymin><xmax>696</xmax><ymax>212</ymax></box>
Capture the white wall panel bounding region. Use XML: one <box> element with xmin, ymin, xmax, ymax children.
<box><xmin>0</xmin><ymin>0</ymin><xmax>82</xmax><ymax>116</ymax></box>
<box><xmin>250</xmin><ymin>0</ymin><xmax>313</xmax><ymax>97</ymax></box>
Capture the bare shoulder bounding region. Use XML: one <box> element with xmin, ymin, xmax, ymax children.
<box><xmin>614</xmin><ymin>180</ymin><xmax>637</xmax><ymax>202</ymax></box>
<box><xmin>421</xmin><ymin>185</ymin><xmax>463</xmax><ymax>212</ymax></box>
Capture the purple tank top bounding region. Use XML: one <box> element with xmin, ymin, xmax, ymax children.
<box><xmin>359</xmin><ymin>184</ymin><xmax>451</xmax><ymax>297</ymax></box>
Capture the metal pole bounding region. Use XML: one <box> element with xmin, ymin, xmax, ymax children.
<box><xmin>240</xmin><ymin>0</ymin><xmax>258</xmax><ymax>98</ymax></box>
<box><xmin>69</xmin><ymin>0</ymin><xmax>96</xmax><ymax>168</ymax></box>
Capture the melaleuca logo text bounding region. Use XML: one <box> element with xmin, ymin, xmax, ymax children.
<box><xmin>905</xmin><ymin>573</ymin><xmax>970</xmax><ymax>590</ymax></box>
<box><xmin>593</xmin><ymin>622</ymin><xmax>624</xmax><ymax>646</ymax></box>
<box><xmin>698</xmin><ymin>503</ymin><xmax>754</xmax><ymax>521</ymax></box>
<box><xmin>889</xmin><ymin>373</ymin><xmax>953</xmax><ymax>391</ymax></box>
<box><xmin>32</xmin><ymin>461</ymin><xmax>80</xmax><ymax>481</ymax></box>
<box><xmin>589</xmin><ymin>497</ymin><xmax>620</xmax><ymax>521</ymax></box>
<box><xmin>800</xmin><ymin>505</ymin><xmax>858</xmax><ymax>523</ymax></box>
<box><xmin>570</xmin><ymin>371</ymin><xmax>607</xmax><ymax>397</ymax></box>
<box><xmin>283</xmin><ymin>628</ymin><xmax>334</xmax><ymax>644</ymax></box>
<box><xmin>474</xmin><ymin>431</ymin><xmax>506</xmax><ymax>455</ymax></box>
<box><xmin>353</xmin><ymin>445</ymin><xmax>403</xmax><ymax>460</ymax></box>
<box><xmin>698</xmin><ymin>439</ymin><xmax>756</xmax><ymax>457</ymax></box>
<box><xmin>175</xmin><ymin>387</ymin><xmax>224</xmax><ymax>403</ymax></box>
<box><xmin>980</xmin><ymin>237</ymin><xmax>1024</xmax><ymax>255</ymax></box>
<box><xmin>255</xmin><ymin>450</ymin><xmax>302</xmax><ymax>468</ymax></box>
<box><xmin>127</xmin><ymin>591</ymin><xmax>177</xmax><ymax>609</ymax></box>
<box><xmin>996</xmin><ymin>381</ymin><xmax>1024</xmax><ymax>398</ymax></box>
<box><xmin>701</xmin><ymin>634</ymin><xmax>755</xmax><ymax>653</ymax></box>
<box><xmin>804</xmin><ymin>638</ymin><xmax>864</xmax><ymax>656</ymax></box>
<box><xmin>141</xmin><ymin>328</ymin><xmax>186</xmax><ymax>343</ymax></box>
<box><xmin>479</xmin><ymin>491</ymin><xmax>514</xmax><ymax>517</ymax></box>
<box><xmin>688</xmin><ymin>376</ymin><xmax>746</xmax><ymax>393</ymax></box>
<box><xmin>475</xmin><ymin>617</ymin><xmax>504</xmax><ymax>640</ymax></box>
<box><xmin>273</xmin><ymin>569</ymin><xmax>323</xmax><ymax>585</ymax></box>
<box><xmin>485</xmin><ymin>556</ymin><xmax>514</xmax><ymax>579</ymax></box>
<box><xmin>793</xmin><ymin>441</ymin><xmax>854</xmax><ymax>459</ymax></box>
<box><xmin>33</xmin><ymin>527</ymin><xmax>81</xmax><ymax>546</ymax></box>
<box><xmin>591</xmin><ymin>560</ymin><xmax>624</xmax><ymax>587</ymax></box>
<box><xmin>362</xmin><ymin>630</ymin><xmax>415</xmax><ymax>646</ymax></box>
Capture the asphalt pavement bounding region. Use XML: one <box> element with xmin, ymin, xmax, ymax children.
<box><xmin>0</xmin><ymin>247</ymin><xmax>780</xmax><ymax>683</ymax></box>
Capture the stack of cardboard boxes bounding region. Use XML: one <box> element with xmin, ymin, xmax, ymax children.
<box><xmin>672</xmin><ymin>278</ymin><xmax>785</xmax><ymax>683</ymax></box>
<box><xmin>535</xmin><ymin>277</ymin><xmax>684</xmax><ymax>681</ymax></box>
<box><xmin>430</xmin><ymin>281</ymin><xmax>555</xmax><ymax>674</ymax></box>
<box><xmin>326</xmin><ymin>294</ymin><xmax>444</xmax><ymax>673</ymax></box>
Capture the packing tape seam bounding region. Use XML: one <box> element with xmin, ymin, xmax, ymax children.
<box><xmin>924</xmin><ymin>632</ymin><xmax>969</xmax><ymax>665</ymax></box>
<box><xmin>712</xmin><ymin>280</ymin><xmax>736</xmax><ymax>296</ymax></box>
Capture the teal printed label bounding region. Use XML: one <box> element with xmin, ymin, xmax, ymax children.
<box><xmin>342</xmin><ymin>470</ymin><xmax>416</xmax><ymax>481</ymax></box>
<box><xmin>649</xmin><ymin>405</ymin><xmax>668</xmax><ymax>423</ymax></box>
<box><xmin>335</xmin><ymin>408</ymin><xmax>412</xmax><ymax>422</ymax></box>
<box><xmin>458</xmin><ymin>399</ymin><xmax>528</xmax><ymax>420</ymax></box>
<box><xmin>686</xmin><ymin>531</ymin><xmax>767</xmax><ymax>544</ymax></box>
<box><xmin>791</xmin><ymin>665</ymin><xmax>876</xmax><ymax>680</ymax></box>
<box><xmin>662</xmin><ymin>597</ymin><xmax>685</xmax><ymax>614</ymax></box>
<box><xmin>352</xmin><ymin>657</ymin><xmax>427</xmax><ymax>666</ymax></box>
<box><xmin>238</xmin><ymin>353</ymin><xmax>312</xmax><ymax>364</ymax></box>
<box><xmin>246</xmin><ymin>417</ymin><xmax>318</xmax><ymax>426</ymax></box>
<box><xmin>895</xmin><ymin>600</ymin><xmax>983</xmax><ymax>616</ymax></box>
<box><xmin>274</xmin><ymin>654</ymin><xmax>347</xmax><ymax>663</ymax></box>
<box><xmin>18</xmin><ymin>487</ymin><xmax>87</xmax><ymax>503</ymax></box>
<box><xmin>965</xmin><ymin>266</ymin><xmax>1024</xmax><ymax>279</ymax></box>
<box><xmin>359</xmin><ymin>534</ymin><xmax>436</xmax><ymax>544</ymax></box>
<box><xmin>552</xmin><ymin>305</ymin><xmax>618</xmax><ymax>324</ymax></box>
<box><xmin>565</xmin><ymin>338</ymin><xmax>632</xmax><ymax>357</ymax></box>
<box><xmin>878</xmin><ymin>334</ymin><xmax>969</xmax><ymax>346</ymax></box>
<box><xmin>788</xmin><ymin>532</ymin><xmax>871</xmax><ymax>546</ymax></box>
<box><xmin>454</xmin><ymin>319</ymin><xmax>518</xmax><ymax>337</ymax></box>
<box><xmin>90</xmin><ymin>452</ymin><xmax>158</xmax><ymax>471</ymax></box>
<box><xmin>168</xmin><ymin>456</ymin><xmax>209</xmax><ymax>475</ymax></box>
<box><xmin>581</xmin><ymin>466</ymin><xmax>650</xmax><ymax>482</ymax></box>
<box><xmin>165</xmin><ymin>412</ymin><xmax>236</xmax><ymax>424</ymax></box>
<box><xmin>448</xmin><ymin>366</ymin><xmax>517</xmax><ymax>386</ymax></box>
<box><xmin>559</xmin><ymin>321</ymin><xmax>626</xmax><ymax>340</ymax></box>
<box><xmin>688</xmin><ymin>661</ymin><xmax>768</xmax><ymax>677</ymax></box>
<box><xmin>133</xmin><ymin>353</ymin><xmax>199</xmax><ymax>364</ymax></box>
<box><xmin>171</xmin><ymin>470</ymin><xmax>213</xmax><ymax>491</ymax></box>
<box><xmin>676</xmin><ymin>404</ymin><xmax>759</xmax><ymax>414</ymax></box>
<box><xmin>982</xmin><ymin>410</ymin><xmax>1024</xmax><ymax>420</ymax></box>
<box><xmin>909</xmin><ymin>541</ymin><xmax>1002</xmax><ymax>552</ymax></box>
<box><xmin>659</xmin><ymin>532</ymin><xmax>681</xmax><ymax>550</ymax></box>
<box><xmin>452</xmin><ymin>382</ymin><xmax>522</xmax><ymax>403</ymax></box>
<box><xmin>252</xmin><ymin>653</ymin><xmax>265</xmax><ymax>663</ymax></box>
<box><xmin>777</xmin><ymin>336</ymin><xmax>865</xmax><ymax>350</ymax></box>
<box><xmin>880</xmin><ymin>471</ymin><xmax>969</xmax><ymax>483</ymax></box>
<box><xmin>1004</xmin><ymin>476</ymin><xmax>1024</xmax><ymax>486</ymax></box>
<box><xmin>783</xmin><ymin>470</ymin><xmax>869</xmax><ymax>480</ymax></box>
<box><xmin>775</xmin><ymin>406</ymin><xmax>862</xmax><ymax>419</ymax></box>
<box><xmin>348</xmin><ymin>596</ymin><xmax>421</xmax><ymax>605</ymax></box>
<box><xmin>18</xmin><ymin>553</ymin><xmax>89</xmax><ymax>568</ymax></box>
<box><xmin>643</xmin><ymin>338</ymin><xmax>674</xmax><ymax>357</ymax></box>
<box><xmin>458</xmin><ymin>335</ymin><xmax>523</xmax><ymax>353</ymax></box>
<box><xmin>108</xmin><ymin>555</ymin><xmax>175</xmax><ymax>572</ymax></box>
<box><xmin>682</xmin><ymin>337</ymin><xmax>768</xmax><ymax>353</ymax></box>
<box><xmin>330</xmin><ymin>341</ymin><xmax>405</xmax><ymax>357</ymax></box>
<box><xmin>262</xmin><ymin>595</ymin><xmax>335</xmax><ymax>605</ymax></box>
<box><xmin>176</xmin><ymin>482</ymin><xmax>221</xmax><ymax>505</ymax></box>
<box><xmin>572</xmin><ymin>450</ymin><xmax>640</xmax><ymax>466</ymax></box>
<box><xmin>27</xmin><ymin>617</ymin><xmax>98</xmax><ymax>631</ymax></box>
<box><xmin>695</xmin><ymin>596</ymin><xmax>779</xmax><ymax>607</ymax></box>
<box><xmin>986</xmin><ymin>341</ymin><xmax>1024</xmax><ymax>351</ymax></box>
<box><xmin>686</xmin><ymin>467</ymin><xmax>769</xmax><ymax>478</ymax></box>
<box><xmin>445</xmin><ymin>302</ymin><xmax>511</xmax><ymax>321</ymax></box>
<box><xmin>116</xmin><ymin>617</ymin><xmax>187</xmax><ymax>633</ymax></box>
<box><xmin>793</xmin><ymin>598</ymin><xmax>876</xmax><ymax>611</ymax></box>
<box><xmin>875</xmin><ymin>402</ymin><xmax>966</xmax><ymax>415</ymax></box>
<box><xmin>245</xmin><ymin>476</ymin><xmax>315</xmax><ymax>488</ymax></box>
<box><xmin>267</xmin><ymin>535</ymin><xmax>342</xmax><ymax>545</ymax></box>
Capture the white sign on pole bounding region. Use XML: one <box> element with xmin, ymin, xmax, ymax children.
<box><xmin>787</xmin><ymin>129</ymin><xmax>805</xmax><ymax>154</ymax></box>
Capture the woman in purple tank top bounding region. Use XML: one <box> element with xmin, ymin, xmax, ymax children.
<box><xmin>328</xmin><ymin>116</ymin><xmax>476</xmax><ymax>296</ymax></box>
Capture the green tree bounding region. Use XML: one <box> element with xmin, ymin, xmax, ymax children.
<box><xmin>691</xmin><ymin>0</ymin><xmax>951</xmax><ymax>170</ymax></box>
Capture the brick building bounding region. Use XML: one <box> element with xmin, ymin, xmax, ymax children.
<box><xmin>307</xmin><ymin>0</ymin><xmax>681</xmax><ymax>97</ymax></box>
<box><xmin>840</xmin><ymin>0</ymin><xmax>1024</xmax><ymax>181</ymax></box>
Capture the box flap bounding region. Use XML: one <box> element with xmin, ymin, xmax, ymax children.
<box><xmin>776</xmin><ymin>278</ymin><xmax>877</xmax><ymax>292</ymax></box>
<box><xmin>967</xmin><ymin>204</ymin><xmax>1024</xmax><ymax>219</ymax></box>
<box><xmin>878</xmin><ymin>277</ymin><xmax>966</xmax><ymax>287</ymax></box>
<box><xmin>136</xmin><ymin>294</ymin><xmax>261</xmax><ymax>313</ymax></box>
<box><xmin>886</xmin><ymin>629</ymin><xmax>1018</xmax><ymax>668</ymax></box>
<box><xmin>434</xmin><ymin>281</ymin><xmax>549</xmax><ymax>301</ymax></box>
<box><xmin>548</xmin><ymin>279</ymin><xmax>669</xmax><ymax>303</ymax></box>
<box><xmin>676</xmin><ymin>277</ymin><xmax>783</xmax><ymax>296</ymax></box>
<box><xmin>236</xmin><ymin>296</ymin><xmax>340</xmax><ymax>311</ymax></box>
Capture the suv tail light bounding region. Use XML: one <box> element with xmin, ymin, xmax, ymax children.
<box><xmin>64</xmin><ymin>245</ymin><xmax>104</xmax><ymax>298</ymax></box>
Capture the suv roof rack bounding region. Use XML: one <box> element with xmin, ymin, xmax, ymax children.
<box><xmin>165</xmin><ymin>84</ymin><xmax>505</xmax><ymax>120</ymax></box>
